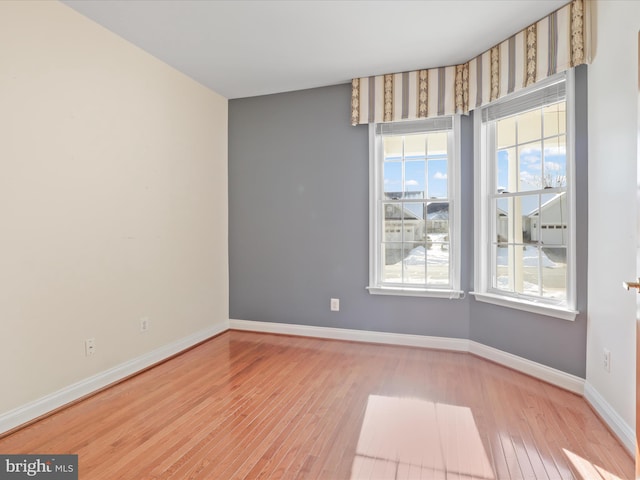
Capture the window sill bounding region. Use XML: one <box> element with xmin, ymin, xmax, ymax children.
<box><xmin>367</xmin><ymin>286</ymin><xmax>464</xmax><ymax>299</ymax></box>
<box><xmin>469</xmin><ymin>291</ymin><xmax>578</xmax><ymax>321</ymax></box>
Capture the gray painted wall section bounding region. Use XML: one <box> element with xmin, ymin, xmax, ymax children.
<box><xmin>229</xmin><ymin>70</ymin><xmax>587</xmax><ymax>377</ymax></box>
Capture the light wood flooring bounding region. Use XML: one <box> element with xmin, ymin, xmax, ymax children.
<box><xmin>0</xmin><ymin>330</ymin><xmax>633</xmax><ymax>479</ymax></box>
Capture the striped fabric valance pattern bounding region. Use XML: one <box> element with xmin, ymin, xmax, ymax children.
<box><xmin>351</xmin><ymin>0</ymin><xmax>587</xmax><ymax>126</ymax></box>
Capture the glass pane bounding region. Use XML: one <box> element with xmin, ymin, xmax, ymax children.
<box><xmin>405</xmin><ymin>160</ymin><xmax>425</xmax><ymax>198</ymax></box>
<box><xmin>403</xmin><ymin>242</ymin><xmax>426</xmax><ymax>284</ymax></box>
<box><xmin>426</xmin><ymin>203</ymin><xmax>449</xmax><ymax>240</ymax></box>
<box><xmin>383</xmin><ymin>203</ymin><xmax>402</xmax><ymax>242</ymax></box>
<box><xmin>495</xmin><ymin>198</ymin><xmax>510</xmax><ymax>243</ymax></box>
<box><xmin>543</xmin><ymin>102</ymin><xmax>566</xmax><ymax>137</ymax></box>
<box><xmin>497</xmin><ymin>115</ymin><xmax>516</xmax><ymax>149</ymax></box>
<box><xmin>539</xmin><ymin>193</ymin><xmax>568</xmax><ymax>246</ymax></box>
<box><xmin>382</xmin><ymin>242</ymin><xmax>402</xmax><ymax>282</ymax></box>
<box><xmin>383</xmin><ymin>162</ymin><xmax>402</xmax><ymax>199</ymax></box>
<box><xmin>403</xmin><ymin>203</ymin><xmax>426</xmax><ymax>243</ymax></box>
<box><xmin>427</xmin><ymin>132</ymin><xmax>448</xmax><ymax>158</ymax></box>
<box><xmin>383</xmin><ymin>136</ymin><xmax>402</xmax><ymax>160</ymax></box>
<box><xmin>496</xmin><ymin>147</ymin><xmax>515</xmax><ymax>193</ymax></box>
<box><xmin>404</xmin><ymin>134</ymin><xmax>427</xmax><ymax>159</ymax></box>
<box><xmin>517</xmin><ymin>245</ymin><xmax>540</xmax><ymax>296</ymax></box>
<box><xmin>428</xmin><ymin>159</ymin><xmax>448</xmax><ymax>198</ymax></box>
<box><xmin>518</xmin><ymin>142</ymin><xmax>542</xmax><ymax>191</ymax></box>
<box><xmin>542</xmin><ymin>247</ymin><xmax>567</xmax><ymax>301</ymax></box>
<box><xmin>543</xmin><ymin>135</ymin><xmax>567</xmax><ymax>188</ymax></box>
<box><xmin>517</xmin><ymin>108</ymin><xmax>542</xmax><ymax>144</ymax></box>
<box><xmin>428</xmin><ymin>242</ymin><xmax>450</xmax><ymax>285</ymax></box>
<box><xmin>519</xmin><ymin>194</ymin><xmax>540</xmax><ymax>243</ymax></box>
<box><xmin>494</xmin><ymin>244</ymin><xmax>511</xmax><ymax>292</ymax></box>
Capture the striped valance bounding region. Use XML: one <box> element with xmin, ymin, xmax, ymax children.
<box><xmin>351</xmin><ymin>0</ymin><xmax>588</xmax><ymax>126</ymax></box>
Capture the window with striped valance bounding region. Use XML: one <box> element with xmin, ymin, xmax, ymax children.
<box><xmin>351</xmin><ymin>0</ymin><xmax>588</xmax><ymax>126</ymax></box>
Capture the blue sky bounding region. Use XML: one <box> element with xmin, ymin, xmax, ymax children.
<box><xmin>384</xmin><ymin>154</ymin><xmax>448</xmax><ymax>199</ymax></box>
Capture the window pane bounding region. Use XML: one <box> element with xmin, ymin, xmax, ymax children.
<box><xmin>404</xmin><ymin>134</ymin><xmax>427</xmax><ymax>159</ymax></box>
<box><xmin>517</xmin><ymin>245</ymin><xmax>541</xmax><ymax>296</ymax></box>
<box><xmin>542</xmin><ymin>247</ymin><xmax>567</xmax><ymax>301</ymax></box>
<box><xmin>382</xmin><ymin>242</ymin><xmax>402</xmax><ymax>282</ymax></box>
<box><xmin>427</xmin><ymin>202</ymin><xmax>449</xmax><ymax>239</ymax></box>
<box><xmin>517</xmin><ymin>108</ymin><xmax>542</xmax><ymax>144</ymax></box>
<box><xmin>403</xmin><ymin>203</ymin><xmax>426</xmax><ymax>243</ymax></box>
<box><xmin>405</xmin><ymin>160</ymin><xmax>426</xmax><ymax>198</ymax></box>
<box><xmin>403</xmin><ymin>242</ymin><xmax>426</xmax><ymax>284</ymax></box>
<box><xmin>495</xmin><ymin>244</ymin><xmax>511</xmax><ymax>292</ymax></box>
<box><xmin>427</xmin><ymin>132</ymin><xmax>448</xmax><ymax>158</ymax></box>
<box><xmin>519</xmin><ymin>194</ymin><xmax>540</xmax><ymax>242</ymax></box>
<box><xmin>543</xmin><ymin>102</ymin><xmax>566</xmax><ymax>137</ymax></box>
<box><xmin>428</xmin><ymin>159</ymin><xmax>448</xmax><ymax>198</ymax></box>
<box><xmin>428</xmin><ymin>242</ymin><xmax>450</xmax><ymax>285</ymax></box>
<box><xmin>518</xmin><ymin>142</ymin><xmax>542</xmax><ymax>191</ymax></box>
<box><xmin>539</xmin><ymin>193</ymin><xmax>568</xmax><ymax>246</ymax></box>
<box><xmin>496</xmin><ymin>148</ymin><xmax>515</xmax><ymax>193</ymax></box>
<box><xmin>383</xmin><ymin>203</ymin><xmax>402</xmax><ymax>242</ymax></box>
<box><xmin>495</xmin><ymin>198</ymin><xmax>510</xmax><ymax>243</ymax></box>
<box><xmin>543</xmin><ymin>135</ymin><xmax>566</xmax><ymax>188</ymax></box>
<box><xmin>497</xmin><ymin>115</ymin><xmax>516</xmax><ymax>149</ymax></box>
<box><xmin>383</xmin><ymin>162</ymin><xmax>402</xmax><ymax>199</ymax></box>
<box><xmin>383</xmin><ymin>136</ymin><xmax>402</xmax><ymax>160</ymax></box>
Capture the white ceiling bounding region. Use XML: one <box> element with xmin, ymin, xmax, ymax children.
<box><xmin>62</xmin><ymin>0</ymin><xmax>568</xmax><ymax>99</ymax></box>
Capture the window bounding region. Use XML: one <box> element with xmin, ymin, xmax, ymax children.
<box><xmin>473</xmin><ymin>72</ymin><xmax>577</xmax><ymax>320</ymax></box>
<box><xmin>368</xmin><ymin>117</ymin><xmax>461</xmax><ymax>298</ymax></box>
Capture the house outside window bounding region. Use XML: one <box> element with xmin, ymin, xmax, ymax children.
<box><xmin>473</xmin><ymin>72</ymin><xmax>578</xmax><ymax>320</ymax></box>
<box><xmin>368</xmin><ymin>117</ymin><xmax>461</xmax><ymax>298</ymax></box>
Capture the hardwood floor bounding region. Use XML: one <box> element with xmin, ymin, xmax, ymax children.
<box><xmin>0</xmin><ymin>330</ymin><xmax>633</xmax><ymax>479</ymax></box>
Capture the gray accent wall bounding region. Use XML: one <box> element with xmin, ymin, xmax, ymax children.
<box><xmin>229</xmin><ymin>67</ymin><xmax>588</xmax><ymax>377</ymax></box>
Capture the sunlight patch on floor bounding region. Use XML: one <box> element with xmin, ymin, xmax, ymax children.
<box><xmin>563</xmin><ymin>448</ymin><xmax>624</xmax><ymax>480</ymax></box>
<box><xmin>350</xmin><ymin>395</ymin><xmax>494</xmax><ymax>479</ymax></box>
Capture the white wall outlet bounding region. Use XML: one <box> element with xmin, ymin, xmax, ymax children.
<box><xmin>603</xmin><ymin>348</ymin><xmax>611</xmax><ymax>373</ymax></box>
<box><xmin>85</xmin><ymin>338</ymin><xmax>96</xmax><ymax>356</ymax></box>
<box><xmin>140</xmin><ymin>317</ymin><xmax>149</xmax><ymax>333</ymax></box>
<box><xmin>330</xmin><ymin>298</ymin><xmax>340</xmax><ymax>312</ymax></box>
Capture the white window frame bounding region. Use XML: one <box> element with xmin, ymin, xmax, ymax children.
<box><xmin>472</xmin><ymin>71</ymin><xmax>578</xmax><ymax>321</ymax></box>
<box><xmin>367</xmin><ymin>116</ymin><xmax>462</xmax><ymax>299</ymax></box>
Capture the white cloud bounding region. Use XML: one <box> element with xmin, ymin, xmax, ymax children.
<box><xmin>406</xmin><ymin>179</ymin><xmax>420</xmax><ymax>186</ymax></box>
<box><xmin>545</xmin><ymin>161</ymin><xmax>562</xmax><ymax>172</ymax></box>
<box><xmin>433</xmin><ymin>172</ymin><xmax>447</xmax><ymax>180</ymax></box>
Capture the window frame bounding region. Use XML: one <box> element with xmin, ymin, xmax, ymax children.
<box><xmin>368</xmin><ymin>116</ymin><xmax>462</xmax><ymax>299</ymax></box>
<box><xmin>472</xmin><ymin>71</ymin><xmax>578</xmax><ymax>321</ymax></box>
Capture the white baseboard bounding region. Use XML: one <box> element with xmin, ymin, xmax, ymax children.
<box><xmin>0</xmin><ymin>321</ymin><xmax>228</xmax><ymax>435</ymax></box>
<box><xmin>584</xmin><ymin>381</ymin><xmax>635</xmax><ymax>456</ymax></box>
<box><xmin>468</xmin><ymin>341</ymin><xmax>585</xmax><ymax>395</ymax></box>
<box><xmin>229</xmin><ymin>319</ymin><xmax>584</xmax><ymax>394</ymax></box>
<box><xmin>229</xmin><ymin>319</ymin><xmax>469</xmax><ymax>351</ymax></box>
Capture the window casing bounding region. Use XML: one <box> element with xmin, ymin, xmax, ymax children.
<box><xmin>368</xmin><ymin>117</ymin><xmax>461</xmax><ymax>298</ymax></box>
<box><xmin>473</xmin><ymin>72</ymin><xmax>578</xmax><ymax>320</ymax></box>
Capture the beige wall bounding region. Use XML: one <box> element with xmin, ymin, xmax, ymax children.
<box><xmin>0</xmin><ymin>1</ymin><xmax>228</xmax><ymax>414</ymax></box>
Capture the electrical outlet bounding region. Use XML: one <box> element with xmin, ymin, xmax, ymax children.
<box><xmin>603</xmin><ymin>348</ymin><xmax>611</xmax><ymax>373</ymax></box>
<box><xmin>330</xmin><ymin>298</ymin><xmax>340</xmax><ymax>312</ymax></box>
<box><xmin>140</xmin><ymin>317</ymin><xmax>149</xmax><ymax>333</ymax></box>
<box><xmin>85</xmin><ymin>338</ymin><xmax>96</xmax><ymax>356</ymax></box>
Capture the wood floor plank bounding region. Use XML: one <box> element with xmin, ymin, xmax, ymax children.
<box><xmin>0</xmin><ymin>331</ymin><xmax>633</xmax><ymax>479</ymax></box>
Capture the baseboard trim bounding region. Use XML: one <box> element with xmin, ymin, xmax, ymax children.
<box><xmin>468</xmin><ymin>341</ymin><xmax>585</xmax><ymax>395</ymax></box>
<box><xmin>229</xmin><ymin>319</ymin><xmax>584</xmax><ymax>394</ymax></box>
<box><xmin>229</xmin><ymin>319</ymin><xmax>469</xmax><ymax>351</ymax></box>
<box><xmin>0</xmin><ymin>321</ymin><xmax>228</xmax><ymax>435</ymax></box>
<box><xmin>584</xmin><ymin>381</ymin><xmax>635</xmax><ymax>456</ymax></box>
